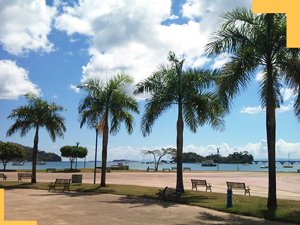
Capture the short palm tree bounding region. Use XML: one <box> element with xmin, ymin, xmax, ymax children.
<box><xmin>7</xmin><ymin>93</ymin><xmax>66</xmax><ymax>183</ymax></box>
<box><xmin>79</xmin><ymin>74</ymin><xmax>139</xmax><ymax>187</ymax></box>
<box><xmin>134</xmin><ymin>51</ymin><xmax>225</xmax><ymax>191</ymax></box>
<box><xmin>206</xmin><ymin>8</ymin><xmax>300</xmax><ymax>210</ymax></box>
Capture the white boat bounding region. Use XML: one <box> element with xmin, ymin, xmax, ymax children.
<box><xmin>260</xmin><ymin>165</ymin><xmax>268</xmax><ymax>168</ymax></box>
<box><xmin>12</xmin><ymin>162</ymin><xmax>24</xmax><ymax>166</ymax></box>
<box><xmin>283</xmin><ymin>154</ymin><xmax>293</xmax><ymax>168</ymax></box>
<box><xmin>201</xmin><ymin>160</ymin><xmax>217</xmax><ymax>167</ymax></box>
<box><xmin>37</xmin><ymin>161</ymin><xmax>46</xmax><ymax>165</ymax></box>
<box><xmin>282</xmin><ymin>164</ymin><xmax>293</xmax><ymax>168</ymax></box>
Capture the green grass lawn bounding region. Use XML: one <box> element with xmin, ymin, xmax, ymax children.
<box><xmin>1</xmin><ymin>181</ymin><xmax>299</xmax><ymax>224</ymax></box>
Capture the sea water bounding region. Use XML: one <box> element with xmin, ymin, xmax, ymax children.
<box><xmin>2</xmin><ymin>161</ymin><xmax>300</xmax><ymax>172</ymax></box>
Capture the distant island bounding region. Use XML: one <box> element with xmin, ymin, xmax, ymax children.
<box><xmin>172</xmin><ymin>151</ymin><xmax>254</xmax><ymax>164</ymax></box>
<box><xmin>9</xmin><ymin>142</ymin><xmax>61</xmax><ymax>162</ymax></box>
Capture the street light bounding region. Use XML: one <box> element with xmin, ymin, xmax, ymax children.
<box><xmin>76</xmin><ymin>142</ymin><xmax>79</xmax><ymax>170</ymax></box>
<box><xmin>217</xmin><ymin>147</ymin><xmax>220</xmax><ymax>171</ymax></box>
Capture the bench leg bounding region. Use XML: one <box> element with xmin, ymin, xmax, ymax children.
<box><xmin>245</xmin><ymin>190</ymin><xmax>250</xmax><ymax>196</ymax></box>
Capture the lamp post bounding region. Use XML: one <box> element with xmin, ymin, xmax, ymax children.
<box><xmin>93</xmin><ymin>128</ymin><xmax>98</xmax><ymax>184</ymax></box>
<box><xmin>217</xmin><ymin>148</ymin><xmax>220</xmax><ymax>171</ymax></box>
<box><xmin>76</xmin><ymin>142</ymin><xmax>79</xmax><ymax>170</ymax></box>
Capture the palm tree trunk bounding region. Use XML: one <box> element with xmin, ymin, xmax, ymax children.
<box><xmin>93</xmin><ymin>128</ymin><xmax>98</xmax><ymax>184</ymax></box>
<box><xmin>266</xmin><ymin>59</ymin><xmax>277</xmax><ymax>210</ymax></box>
<box><xmin>176</xmin><ymin>101</ymin><xmax>184</xmax><ymax>192</ymax></box>
<box><xmin>266</xmin><ymin>98</ymin><xmax>277</xmax><ymax>210</ymax></box>
<box><xmin>32</xmin><ymin>126</ymin><xmax>39</xmax><ymax>183</ymax></box>
<box><xmin>100</xmin><ymin>117</ymin><xmax>108</xmax><ymax>187</ymax></box>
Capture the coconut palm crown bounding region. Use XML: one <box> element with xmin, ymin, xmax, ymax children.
<box><xmin>6</xmin><ymin>93</ymin><xmax>66</xmax><ymax>183</ymax></box>
<box><xmin>134</xmin><ymin>51</ymin><xmax>225</xmax><ymax>191</ymax></box>
<box><xmin>206</xmin><ymin>8</ymin><xmax>300</xmax><ymax>210</ymax></box>
<box><xmin>78</xmin><ymin>74</ymin><xmax>139</xmax><ymax>187</ymax></box>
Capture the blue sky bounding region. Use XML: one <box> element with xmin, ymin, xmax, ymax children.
<box><xmin>0</xmin><ymin>0</ymin><xmax>300</xmax><ymax>161</ymax></box>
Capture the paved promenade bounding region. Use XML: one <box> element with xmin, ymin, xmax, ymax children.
<box><xmin>4</xmin><ymin>189</ymin><xmax>295</xmax><ymax>225</ymax></box>
<box><xmin>4</xmin><ymin>171</ymin><xmax>300</xmax><ymax>200</ymax></box>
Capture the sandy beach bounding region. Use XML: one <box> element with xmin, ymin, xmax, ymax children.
<box><xmin>3</xmin><ymin>171</ymin><xmax>300</xmax><ymax>200</ymax></box>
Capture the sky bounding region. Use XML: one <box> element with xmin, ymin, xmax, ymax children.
<box><xmin>0</xmin><ymin>0</ymin><xmax>300</xmax><ymax>161</ymax></box>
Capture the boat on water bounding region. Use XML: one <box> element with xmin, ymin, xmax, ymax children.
<box><xmin>283</xmin><ymin>154</ymin><xmax>293</xmax><ymax>168</ymax></box>
<box><xmin>37</xmin><ymin>161</ymin><xmax>46</xmax><ymax>165</ymax></box>
<box><xmin>12</xmin><ymin>162</ymin><xmax>24</xmax><ymax>166</ymax></box>
<box><xmin>201</xmin><ymin>160</ymin><xmax>217</xmax><ymax>167</ymax></box>
<box><xmin>260</xmin><ymin>165</ymin><xmax>268</xmax><ymax>168</ymax></box>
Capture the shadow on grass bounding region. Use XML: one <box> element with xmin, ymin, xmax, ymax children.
<box><xmin>176</xmin><ymin>211</ymin><xmax>285</xmax><ymax>225</ymax></box>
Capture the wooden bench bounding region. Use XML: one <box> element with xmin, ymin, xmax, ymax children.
<box><xmin>183</xmin><ymin>167</ymin><xmax>191</xmax><ymax>171</ymax></box>
<box><xmin>162</xmin><ymin>168</ymin><xmax>171</xmax><ymax>172</ymax></box>
<box><xmin>227</xmin><ymin>181</ymin><xmax>250</xmax><ymax>196</ymax></box>
<box><xmin>191</xmin><ymin>179</ymin><xmax>212</xmax><ymax>192</ymax></box>
<box><xmin>96</xmin><ymin>167</ymin><xmax>111</xmax><ymax>173</ymax></box>
<box><xmin>146</xmin><ymin>167</ymin><xmax>155</xmax><ymax>172</ymax></box>
<box><xmin>156</xmin><ymin>186</ymin><xmax>182</xmax><ymax>201</ymax></box>
<box><xmin>171</xmin><ymin>167</ymin><xmax>177</xmax><ymax>172</ymax></box>
<box><xmin>48</xmin><ymin>179</ymin><xmax>72</xmax><ymax>192</ymax></box>
<box><xmin>17</xmin><ymin>173</ymin><xmax>32</xmax><ymax>182</ymax></box>
<box><xmin>0</xmin><ymin>173</ymin><xmax>7</xmax><ymax>181</ymax></box>
<box><xmin>46</xmin><ymin>168</ymin><xmax>56</xmax><ymax>173</ymax></box>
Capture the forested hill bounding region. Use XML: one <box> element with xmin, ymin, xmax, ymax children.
<box><xmin>9</xmin><ymin>142</ymin><xmax>61</xmax><ymax>162</ymax></box>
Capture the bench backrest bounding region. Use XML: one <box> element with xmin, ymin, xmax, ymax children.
<box><xmin>18</xmin><ymin>173</ymin><xmax>31</xmax><ymax>177</ymax></box>
<box><xmin>227</xmin><ymin>181</ymin><xmax>246</xmax><ymax>189</ymax></box>
<box><xmin>191</xmin><ymin>179</ymin><xmax>207</xmax><ymax>185</ymax></box>
<box><xmin>0</xmin><ymin>174</ymin><xmax>5</xmax><ymax>177</ymax></box>
<box><xmin>55</xmin><ymin>179</ymin><xmax>71</xmax><ymax>184</ymax></box>
<box><xmin>163</xmin><ymin>187</ymin><xmax>181</xmax><ymax>195</ymax></box>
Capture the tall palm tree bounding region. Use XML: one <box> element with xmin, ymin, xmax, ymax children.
<box><xmin>6</xmin><ymin>93</ymin><xmax>66</xmax><ymax>183</ymax></box>
<box><xmin>78</xmin><ymin>87</ymin><xmax>102</xmax><ymax>184</ymax></box>
<box><xmin>79</xmin><ymin>74</ymin><xmax>139</xmax><ymax>187</ymax></box>
<box><xmin>206</xmin><ymin>9</ymin><xmax>300</xmax><ymax>210</ymax></box>
<box><xmin>134</xmin><ymin>51</ymin><xmax>225</xmax><ymax>191</ymax></box>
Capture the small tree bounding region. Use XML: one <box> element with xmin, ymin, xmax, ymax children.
<box><xmin>75</xmin><ymin>146</ymin><xmax>88</xmax><ymax>170</ymax></box>
<box><xmin>143</xmin><ymin>148</ymin><xmax>176</xmax><ymax>171</ymax></box>
<box><xmin>0</xmin><ymin>142</ymin><xmax>25</xmax><ymax>171</ymax></box>
<box><xmin>60</xmin><ymin>145</ymin><xmax>88</xmax><ymax>170</ymax></box>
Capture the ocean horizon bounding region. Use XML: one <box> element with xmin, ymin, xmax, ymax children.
<box><xmin>2</xmin><ymin>161</ymin><xmax>300</xmax><ymax>172</ymax></box>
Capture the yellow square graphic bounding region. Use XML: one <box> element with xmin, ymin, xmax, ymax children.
<box><xmin>252</xmin><ymin>0</ymin><xmax>300</xmax><ymax>48</ymax></box>
<box><xmin>0</xmin><ymin>189</ymin><xmax>37</xmax><ymax>225</ymax></box>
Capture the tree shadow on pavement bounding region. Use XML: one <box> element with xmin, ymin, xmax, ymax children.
<box><xmin>98</xmin><ymin>195</ymin><xmax>181</xmax><ymax>209</ymax></box>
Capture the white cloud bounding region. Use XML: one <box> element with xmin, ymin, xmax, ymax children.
<box><xmin>241</xmin><ymin>87</ymin><xmax>296</xmax><ymax>115</ymax></box>
<box><xmin>255</xmin><ymin>70</ymin><xmax>264</xmax><ymax>81</ymax></box>
<box><xmin>55</xmin><ymin>0</ymin><xmax>252</xmax><ymax>85</ymax></box>
<box><xmin>241</xmin><ymin>106</ymin><xmax>264</xmax><ymax>114</ymax></box>
<box><xmin>0</xmin><ymin>0</ymin><xmax>55</xmax><ymax>55</ymax></box>
<box><xmin>0</xmin><ymin>60</ymin><xmax>40</xmax><ymax>99</ymax></box>
<box><xmin>103</xmin><ymin>139</ymin><xmax>300</xmax><ymax>161</ymax></box>
<box><xmin>185</xmin><ymin>139</ymin><xmax>300</xmax><ymax>159</ymax></box>
<box><xmin>169</xmin><ymin>15</ymin><xmax>179</xmax><ymax>20</ymax></box>
<box><xmin>211</xmin><ymin>53</ymin><xmax>231</xmax><ymax>69</ymax></box>
<box><xmin>241</xmin><ymin>104</ymin><xmax>293</xmax><ymax>114</ymax></box>
<box><xmin>281</xmin><ymin>87</ymin><xmax>296</xmax><ymax>102</ymax></box>
<box><xmin>70</xmin><ymin>84</ymin><xmax>80</xmax><ymax>93</ymax></box>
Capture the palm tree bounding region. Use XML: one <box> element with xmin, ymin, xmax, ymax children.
<box><xmin>78</xmin><ymin>89</ymin><xmax>102</xmax><ymax>184</ymax></box>
<box><xmin>134</xmin><ymin>51</ymin><xmax>225</xmax><ymax>191</ymax></box>
<box><xmin>206</xmin><ymin>9</ymin><xmax>300</xmax><ymax>210</ymax></box>
<box><xmin>6</xmin><ymin>93</ymin><xmax>66</xmax><ymax>183</ymax></box>
<box><xmin>79</xmin><ymin>74</ymin><xmax>139</xmax><ymax>187</ymax></box>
